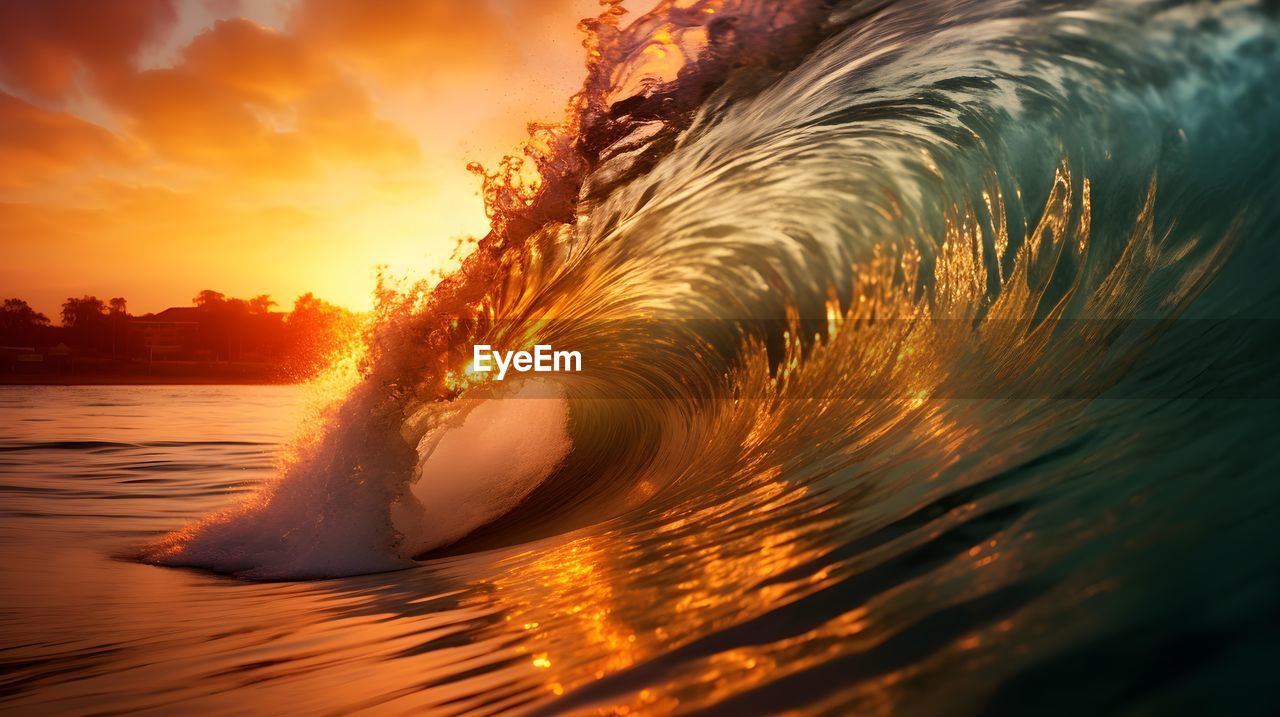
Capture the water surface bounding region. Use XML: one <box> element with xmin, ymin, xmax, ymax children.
<box><xmin>2</xmin><ymin>386</ymin><xmax>1278</xmax><ymax>715</ymax></box>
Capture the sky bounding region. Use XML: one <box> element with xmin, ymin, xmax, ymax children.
<box><xmin>0</xmin><ymin>0</ymin><xmax>626</xmax><ymax>318</ymax></box>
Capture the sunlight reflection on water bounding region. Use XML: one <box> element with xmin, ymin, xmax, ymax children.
<box><xmin>3</xmin><ymin>386</ymin><xmax>1276</xmax><ymax>715</ymax></box>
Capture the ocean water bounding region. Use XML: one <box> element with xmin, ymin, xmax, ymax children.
<box><xmin>8</xmin><ymin>0</ymin><xmax>1280</xmax><ymax>713</ymax></box>
<box><xmin>2</xmin><ymin>383</ymin><xmax>1279</xmax><ymax>716</ymax></box>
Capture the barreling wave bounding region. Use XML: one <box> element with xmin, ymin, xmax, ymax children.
<box><xmin>140</xmin><ymin>0</ymin><xmax>1280</xmax><ymax>579</ymax></box>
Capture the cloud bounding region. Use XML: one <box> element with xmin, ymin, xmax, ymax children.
<box><xmin>0</xmin><ymin>92</ymin><xmax>133</xmax><ymax>190</ymax></box>
<box><xmin>0</xmin><ymin>0</ymin><xmax>602</xmax><ymax>188</ymax></box>
<box><xmin>0</xmin><ymin>0</ymin><xmax>609</xmax><ymax>316</ymax></box>
<box><xmin>100</xmin><ymin>18</ymin><xmax>420</xmax><ymax>179</ymax></box>
<box><xmin>181</xmin><ymin>18</ymin><xmax>320</xmax><ymax>105</ymax></box>
<box><xmin>289</xmin><ymin>0</ymin><xmax>516</xmax><ymax>85</ymax></box>
<box><xmin>0</xmin><ymin>0</ymin><xmax>178</xmax><ymax>101</ymax></box>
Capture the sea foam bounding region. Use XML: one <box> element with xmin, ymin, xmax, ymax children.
<box><xmin>141</xmin><ymin>379</ymin><xmax>571</xmax><ymax>579</ymax></box>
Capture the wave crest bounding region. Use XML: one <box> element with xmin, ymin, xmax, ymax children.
<box><xmin>142</xmin><ymin>0</ymin><xmax>1280</xmax><ymax>578</ymax></box>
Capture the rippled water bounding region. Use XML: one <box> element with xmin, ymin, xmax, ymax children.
<box><xmin>3</xmin><ymin>386</ymin><xmax>1279</xmax><ymax>715</ymax></box>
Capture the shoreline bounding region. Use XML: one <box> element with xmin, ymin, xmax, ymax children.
<box><xmin>2</xmin><ymin>359</ymin><xmax>306</xmax><ymax>387</ymax></box>
<box><xmin>0</xmin><ymin>376</ymin><xmax>300</xmax><ymax>386</ymax></box>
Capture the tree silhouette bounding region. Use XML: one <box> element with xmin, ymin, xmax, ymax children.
<box><xmin>60</xmin><ymin>296</ymin><xmax>112</xmax><ymax>354</ymax></box>
<box><xmin>61</xmin><ymin>296</ymin><xmax>107</xmax><ymax>328</ymax></box>
<box><xmin>193</xmin><ymin>290</ymin><xmax>226</xmax><ymax>308</ymax></box>
<box><xmin>249</xmin><ymin>295</ymin><xmax>276</xmax><ymax>315</ymax></box>
<box><xmin>3</xmin><ymin>291</ymin><xmax>356</xmax><ymax>379</ymax></box>
<box><xmin>107</xmin><ymin>297</ymin><xmax>129</xmax><ymax>358</ymax></box>
<box><xmin>1</xmin><ymin>299</ymin><xmax>50</xmax><ymax>331</ymax></box>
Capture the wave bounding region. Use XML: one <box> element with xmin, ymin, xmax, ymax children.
<box><xmin>140</xmin><ymin>0</ymin><xmax>1280</xmax><ymax>579</ymax></box>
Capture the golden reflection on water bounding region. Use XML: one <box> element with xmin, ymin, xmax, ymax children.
<box><xmin>480</xmin><ymin>473</ymin><xmax>831</xmax><ymax>713</ymax></box>
<box><xmin>414</xmin><ymin>161</ymin><xmax>1219</xmax><ymax>714</ymax></box>
<box><xmin>374</xmin><ymin>162</ymin><xmax>1206</xmax><ymax>715</ymax></box>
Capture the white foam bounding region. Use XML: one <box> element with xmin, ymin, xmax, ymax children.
<box><xmin>142</xmin><ymin>378</ymin><xmax>571</xmax><ymax>579</ymax></box>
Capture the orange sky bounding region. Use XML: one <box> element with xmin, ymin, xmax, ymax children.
<box><xmin>0</xmin><ymin>0</ymin><xmax>630</xmax><ymax>318</ymax></box>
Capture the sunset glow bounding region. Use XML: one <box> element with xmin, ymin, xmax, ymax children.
<box><xmin>0</xmin><ymin>0</ymin><xmax>612</xmax><ymax>316</ymax></box>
